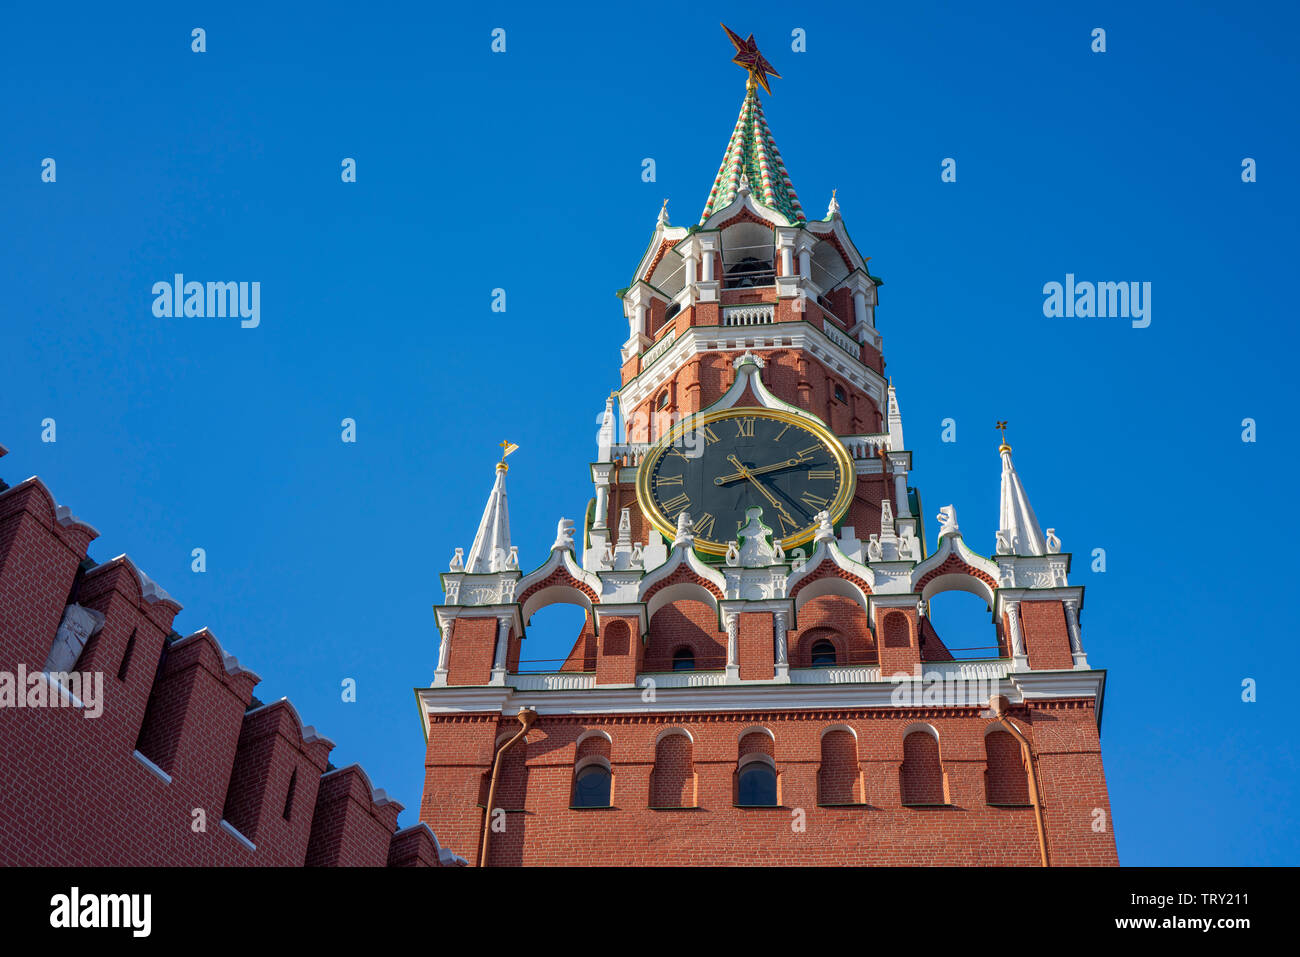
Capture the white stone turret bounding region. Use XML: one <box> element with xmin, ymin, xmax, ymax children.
<box><xmin>464</xmin><ymin>462</ymin><xmax>512</xmax><ymax>573</ymax></box>
<box><xmin>996</xmin><ymin>442</ymin><xmax>1047</xmax><ymax>556</ymax></box>
<box><xmin>886</xmin><ymin>382</ymin><xmax>904</xmax><ymax>450</ymax></box>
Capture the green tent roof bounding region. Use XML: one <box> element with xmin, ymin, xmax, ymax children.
<box><xmin>699</xmin><ymin>83</ymin><xmax>805</xmax><ymax>226</ymax></box>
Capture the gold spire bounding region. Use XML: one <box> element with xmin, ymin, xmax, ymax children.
<box><xmin>498</xmin><ymin>439</ymin><xmax>519</xmax><ymax>471</ymax></box>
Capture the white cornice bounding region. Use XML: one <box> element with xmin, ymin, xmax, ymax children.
<box><xmin>621</xmin><ymin>320</ymin><xmax>887</xmax><ymax>413</ymax></box>
<box><xmin>416</xmin><ymin>667</ymin><xmax>1104</xmax><ymax>720</ymax></box>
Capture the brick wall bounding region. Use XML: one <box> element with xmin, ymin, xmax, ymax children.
<box><xmin>0</xmin><ymin>475</ymin><xmax>456</xmax><ymax>867</ymax></box>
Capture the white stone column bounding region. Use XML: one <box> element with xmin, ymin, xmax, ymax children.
<box><xmin>725</xmin><ymin>611</ymin><xmax>740</xmax><ymax>684</ymax></box>
<box><xmin>702</xmin><ymin>248</ymin><xmax>714</xmax><ymax>283</ymax></box>
<box><xmin>773</xmin><ymin>611</ymin><xmax>790</xmax><ymax>682</ymax></box>
<box><xmin>1063</xmin><ymin>598</ymin><xmax>1088</xmax><ymax>669</ymax></box>
<box><xmin>490</xmin><ymin>615</ymin><xmax>510</xmax><ymax>685</ymax></box>
<box><xmin>798</xmin><ymin>247</ymin><xmax>811</xmax><ymax>280</ymax></box>
<box><xmin>593</xmin><ymin>486</ymin><xmax>609</xmax><ymax>530</ymax></box>
<box><xmin>434</xmin><ymin>619</ymin><xmax>451</xmax><ymax>686</ymax></box>
<box><xmin>853</xmin><ymin>290</ymin><xmax>867</xmax><ymax>328</ymax></box>
<box><xmin>1006</xmin><ymin>601</ymin><xmax>1028</xmax><ymax>672</ymax></box>
<box><xmin>780</xmin><ymin>245</ymin><xmax>794</xmax><ymax>277</ymax></box>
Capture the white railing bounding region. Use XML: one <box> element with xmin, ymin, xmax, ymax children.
<box><xmin>840</xmin><ymin>434</ymin><xmax>891</xmax><ymax>459</ymax></box>
<box><xmin>721</xmin><ymin>303</ymin><xmax>775</xmax><ymax>326</ymax></box>
<box><xmin>608</xmin><ymin>443</ymin><xmax>651</xmax><ymax>466</ymax></box>
<box><xmin>918</xmin><ymin>659</ymin><xmax>1012</xmax><ymax>681</ymax></box>
<box><xmin>641</xmin><ymin>328</ymin><xmax>677</xmax><ymax>368</ymax></box>
<box><xmin>788</xmin><ymin>665</ymin><xmax>882</xmax><ymax>684</ymax></box>
<box><xmin>822</xmin><ymin>321</ymin><xmax>860</xmax><ymax>357</ymax></box>
<box><xmin>636</xmin><ymin>670</ymin><xmax>728</xmax><ymax>688</ymax></box>
<box><xmin>510</xmin><ymin>672</ymin><xmax>597</xmax><ymax>691</ymax></box>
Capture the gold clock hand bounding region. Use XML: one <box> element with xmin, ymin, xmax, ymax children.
<box><xmin>726</xmin><ymin>456</ymin><xmax>795</xmax><ymax>523</ymax></box>
<box><xmin>714</xmin><ymin>457</ymin><xmax>801</xmax><ymax>485</ymax></box>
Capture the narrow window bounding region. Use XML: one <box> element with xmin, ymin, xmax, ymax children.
<box><xmin>283</xmin><ymin>769</ymin><xmax>297</xmax><ymax>820</ymax></box>
<box><xmin>657</xmin><ymin>391</ymin><xmax>670</xmax><ymax>410</ymax></box>
<box><xmin>810</xmin><ymin>639</ymin><xmax>837</xmax><ymax>666</ymax></box>
<box><xmin>672</xmin><ymin>647</ymin><xmax>695</xmax><ymax>671</ymax></box>
<box><xmin>117</xmin><ymin>629</ymin><xmax>137</xmax><ymax>681</ymax></box>
<box><xmin>834</xmin><ymin>384</ymin><xmax>847</xmax><ymax>403</ymax></box>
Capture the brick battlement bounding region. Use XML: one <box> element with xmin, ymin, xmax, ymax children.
<box><xmin>0</xmin><ymin>468</ymin><xmax>462</xmax><ymax>867</ymax></box>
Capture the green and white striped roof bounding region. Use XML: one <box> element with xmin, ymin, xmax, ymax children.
<box><xmin>700</xmin><ymin>83</ymin><xmax>805</xmax><ymax>226</ymax></box>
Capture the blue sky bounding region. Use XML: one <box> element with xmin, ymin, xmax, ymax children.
<box><xmin>2</xmin><ymin>1</ymin><xmax>1296</xmax><ymax>865</ymax></box>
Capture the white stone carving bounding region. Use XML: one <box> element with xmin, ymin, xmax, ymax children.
<box><xmin>937</xmin><ymin>505</ymin><xmax>959</xmax><ymax>537</ymax></box>
<box><xmin>867</xmin><ymin>534</ymin><xmax>883</xmax><ymax>562</ymax></box>
<box><xmin>1045</xmin><ymin>528</ymin><xmax>1061</xmax><ymax>554</ymax></box>
<box><xmin>813</xmin><ymin>510</ymin><xmax>835</xmax><ymax>545</ymax></box>
<box><xmin>449</xmin><ymin>548</ymin><xmax>464</xmax><ymax>572</ymax></box>
<box><xmin>725</xmin><ymin>540</ymin><xmax>741</xmax><ymax>567</ymax></box>
<box><xmin>672</xmin><ymin>511</ymin><xmax>696</xmax><ymax>548</ymax></box>
<box><xmin>553</xmin><ymin>518</ymin><xmax>575</xmax><ymax>551</ymax></box>
<box><xmin>44</xmin><ymin>604</ymin><xmax>106</xmax><ymax>674</ymax></box>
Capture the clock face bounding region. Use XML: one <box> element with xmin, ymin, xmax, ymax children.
<box><xmin>636</xmin><ymin>407</ymin><xmax>856</xmax><ymax>555</ymax></box>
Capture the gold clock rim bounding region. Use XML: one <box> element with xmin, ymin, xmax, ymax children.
<box><xmin>634</xmin><ymin>406</ymin><xmax>858</xmax><ymax>557</ymax></box>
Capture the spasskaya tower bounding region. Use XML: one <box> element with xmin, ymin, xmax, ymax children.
<box><xmin>415</xmin><ymin>26</ymin><xmax>1117</xmax><ymax>867</ymax></box>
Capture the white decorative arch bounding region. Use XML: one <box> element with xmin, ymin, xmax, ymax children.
<box><xmin>655</xmin><ymin>726</ymin><xmax>695</xmax><ymax>746</ymax></box>
<box><xmin>737</xmin><ymin>725</ymin><xmax>776</xmax><ymax>744</ymax></box>
<box><xmin>737</xmin><ymin>751</ymin><xmax>776</xmax><ymax>771</ymax></box>
<box><xmin>573</xmin><ymin>754</ymin><xmax>612</xmax><ymax>774</ymax></box>
<box><xmin>521</xmin><ymin>585</ymin><xmax>594</xmax><ymax>630</ymax></box>
<box><xmin>901</xmin><ymin>721</ymin><xmax>940</xmax><ymax>741</ymax></box>
<box><xmin>793</xmin><ymin>573</ymin><xmax>870</xmax><ymax>618</ymax></box>
<box><xmin>646</xmin><ymin>581</ymin><xmax>720</xmax><ymax>623</ymax></box>
<box><xmin>919</xmin><ymin>572</ymin><xmax>995</xmax><ymax>609</ymax></box>
<box><xmin>575</xmin><ymin>728</ymin><xmax>613</xmax><ymax>749</ymax></box>
<box><xmin>820</xmin><ymin>723</ymin><xmax>859</xmax><ymax>742</ymax></box>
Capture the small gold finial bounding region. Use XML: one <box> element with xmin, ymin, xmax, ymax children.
<box><xmin>498</xmin><ymin>439</ymin><xmax>519</xmax><ymax>471</ymax></box>
<box><xmin>996</xmin><ymin>421</ymin><xmax>1011</xmax><ymax>453</ymax></box>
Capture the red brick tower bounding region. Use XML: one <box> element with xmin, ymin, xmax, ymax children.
<box><xmin>416</xmin><ymin>30</ymin><xmax>1117</xmax><ymax>866</ymax></box>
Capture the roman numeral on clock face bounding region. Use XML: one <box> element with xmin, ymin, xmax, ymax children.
<box><xmin>693</xmin><ymin>512</ymin><xmax>716</xmax><ymax>538</ymax></box>
<box><xmin>701</xmin><ymin>426</ymin><xmax>720</xmax><ymax>445</ymax></box>
<box><xmin>655</xmin><ymin>474</ymin><xmax>684</xmax><ymax>488</ymax></box>
<box><xmin>797</xmin><ymin>445</ymin><xmax>821</xmax><ymax>461</ymax></box>
<box><xmin>800</xmin><ymin>491</ymin><xmax>830</xmax><ymax>511</ymax></box>
<box><xmin>660</xmin><ymin>492</ymin><xmax>691</xmax><ymax>515</ymax></box>
<box><xmin>776</xmin><ymin>512</ymin><xmax>801</xmax><ymax>535</ymax></box>
<box><xmin>734</xmin><ymin>417</ymin><xmax>755</xmax><ymax>438</ymax></box>
<box><xmin>808</xmin><ymin>469</ymin><xmax>835</xmax><ymax>480</ymax></box>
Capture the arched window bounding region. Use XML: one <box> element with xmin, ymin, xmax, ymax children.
<box><xmin>672</xmin><ymin>646</ymin><xmax>695</xmax><ymax>671</ymax></box>
<box><xmin>572</xmin><ymin>763</ymin><xmax>612</xmax><ymax>808</ymax></box>
<box><xmin>984</xmin><ymin>729</ymin><xmax>1030</xmax><ymax>805</ymax></box>
<box><xmin>664</xmin><ymin>301</ymin><xmax>681</xmax><ymax>322</ymax></box>
<box><xmin>737</xmin><ymin>762</ymin><xmax>778</xmax><ymax>807</ymax></box>
<box><xmin>900</xmin><ymin>727</ymin><xmax>947</xmax><ymax>806</ymax></box>
<box><xmin>651</xmin><ymin>730</ymin><xmax>696</xmax><ymax>808</ymax></box>
<box><xmin>810</xmin><ymin>639</ymin><xmax>837</xmax><ymax>666</ymax></box>
<box><xmin>818</xmin><ymin>728</ymin><xmax>861</xmax><ymax>805</ymax></box>
<box><xmin>833</xmin><ymin>384</ymin><xmax>847</xmax><ymax>403</ymax></box>
<box><xmin>657</xmin><ymin>391</ymin><xmax>670</xmax><ymax>410</ymax></box>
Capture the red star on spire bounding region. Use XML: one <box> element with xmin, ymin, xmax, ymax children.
<box><xmin>721</xmin><ymin>23</ymin><xmax>781</xmax><ymax>94</ymax></box>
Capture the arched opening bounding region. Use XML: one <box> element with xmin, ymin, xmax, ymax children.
<box><xmin>900</xmin><ymin>726</ymin><xmax>947</xmax><ymax>806</ymax></box>
<box><xmin>737</xmin><ymin>761</ymin><xmax>778</xmax><ymax>807</ymax></box>
<box><xmin>736</xmin><ymin>730</ymin><xmax>779</xmax><ymax>807</ymax></box>
<box><xmin>810</xmin><ymin>639</ymin><xmax>837</xmax><ymax>667</ymax></box>
<box><xmin>671</xmin><ymin>646</ymin><xmax>695</xmax><ymax>671</ymax></box>
<box><xmin>572</xmin><ymin>763</ymin><xmax>612</xmax><ymax>808</ymax></box>
<box><xmin>521</xmin><ymin>602</ymin><xmax>591</xmax><ymax>673</ymax></box>
<box><xmin>924</xmin><ymin>590</ymin><xmax>1001</xmax><ymax>660</ymax></box>
<box><xmin>984</xmin><ymin>728</ymin><xmax>1030</xmax><ymax>805</ymax></box>
<box><xmin>646</xmin><ymin>598</ymin><xmax>725</xmax><ymax>672</ymax></box>
<box><xmin>818</xmin><ymin>727</ymin><xmax>861</xmax><ymax>805</ymax></box>
<box><xmin>651</xmin><ymin>730</ymin><xmax>696</xmax><ymax>808</ymax></box>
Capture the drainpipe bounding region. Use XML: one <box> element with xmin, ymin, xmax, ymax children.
<box><xmin>478</xmin><ymin>707</ymin><xmax>537</xmax><ymax>867</ymax></box>
<box><xmin>990</xmin><ymin>694</ymin><xmax>1049</xmax><ymax>867</ymax></box>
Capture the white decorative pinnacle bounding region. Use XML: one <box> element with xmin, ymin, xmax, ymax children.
<box><xmin>657</xmin><ymin>199</ymin><xmax>671</xmax><ymax>228</ymax></box>
<box><xmin>997</xmin><ymin>444</ymin><xmax>1048</xmax><ymax>557</ymax></box>
<box><xmin>826</xmin><ymin>189</ymin><xmax>840</xmax><ymax>220</ymax></box>
<box><xmin>813</xmin><ymin>510</ymin><xmax>836</xmax><ymax>545</ymax></box>
<box><xmin>937</xmin><ymin>505</ymin><xmax>960</xmax><ymax>538</ymax></box>
<box><xmin>553</xmin><ymin>518</ymin><xmax>575</xmax><ymax>552</ymax></box>
<box><xmin>732</xmin><ymin>351</ymin><xmax>765</xmax><ymax>369</ymax></box>
<box><xmin>672</xmin><ymin>511</ymin><xmax>696</xmax><ymax>548</ymax></box>
<box><xmin>596</xmin><ymin>394</ymin><xmax>617</xmax><ymax>462</ymax></box>
<box><xmin>465</xmin><ymin>463</ymin><xmax>512</xmax><ymax>573</ymax></box>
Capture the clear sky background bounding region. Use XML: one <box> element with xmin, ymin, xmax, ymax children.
<box><xmin>2</xmin><ymin>1</ymin><xmax>1296</xmax><ymax>865</ymax></box>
